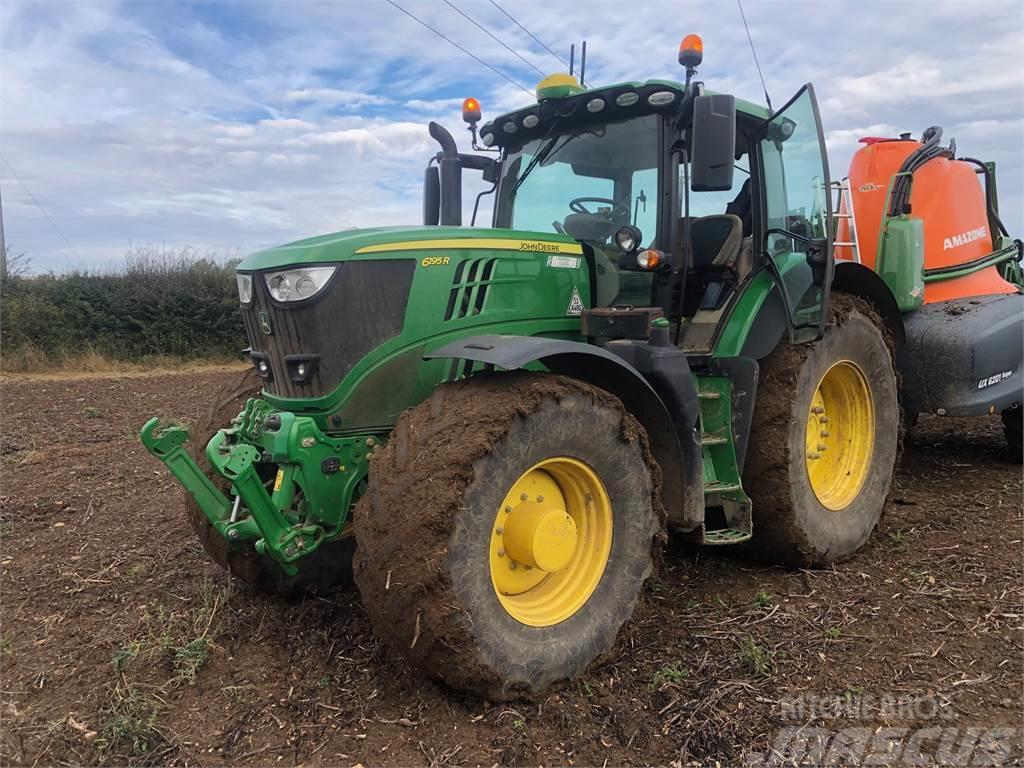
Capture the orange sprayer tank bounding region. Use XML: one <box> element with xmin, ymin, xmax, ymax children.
<box><xmin>836</xmin><ymin>137</ymin><xmax>1016</xmax><ymax>303</ymax></box>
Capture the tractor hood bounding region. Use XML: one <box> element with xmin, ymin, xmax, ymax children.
<box><xmin>238</xmin><ymin>226</ymin><xmax>582</xmax><ymax>272</ymax></box>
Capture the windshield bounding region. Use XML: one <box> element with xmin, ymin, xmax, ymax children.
<box><xmin>494</xmin><ymin>116</ymin><xmax>661</xmax><ymax>248</ymax></box>
<box><xmin>493</xmin><ymin>115</ymin><xmax>662</xmax><ymax>308</ymax></box>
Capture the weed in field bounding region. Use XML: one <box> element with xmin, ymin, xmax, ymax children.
<box><xmin>739</xmin><ymin>634</ymin><xmax>773</xmax><ymax>677</ymax></box>
<box><xmin>112</xmin><ymin>645</ymin><xmax>137</xmax><ymax>674</ymax></box>
<box><xmin>823</xmin><ymin>626</ymin><xmax>841</xmax><ymax>640</ymax></box>
<box><xmin>842</xmin><ymin>685</ymin><xmax>864</xmax><ymax>702</ymax></box>
<box><xmin>172</xmin><ymin>637</ymin><xmax>209</xmax><ymax>685</ymax></box>
<box><xmin>512</xmin><ymin>718</ymin><xmax>525</xmax><ymax>730</ymax></box>
<box><xmin>887</xmin><ymin>529</ymin><xmax>907</xmax><ymax>551</ymax></box>
<box><xmin>83</xmin><ymin>406</ymin><xmax>101</xmax><ymax>418</ymax></box>
<box><xmin>98</xmin><ymin>685</ymin><xmax>163</xmax><ymax>756</ymax></box>
<box><xmin>650</xmin><ymin>661</ymin><xmax>689</xmax><ymax>689</ymax></box>
<box><xmin>1</xmin><ymin>635</ymin><xmax>12</xmax><ymax>656</ymax></box>
<box><xmin>753</xmin><ymin>590</ymin><xmax>774</xmax><ymax>609</ymax></box>
<box><xmin>222</xmin><ymin>685</ymin><xmax>248</xmax><ymax>707</ymax></box>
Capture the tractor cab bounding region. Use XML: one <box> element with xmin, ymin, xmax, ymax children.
<box><xmin>430</xmin><ymin>36</ymin><xmax>835</xmax><ymax>355</ymax></box>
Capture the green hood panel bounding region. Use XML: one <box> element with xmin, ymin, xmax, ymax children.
<box><xmin>238</xmin><ymin>227</ymin><xmax>583</xmax><ymax>271</ymax></box>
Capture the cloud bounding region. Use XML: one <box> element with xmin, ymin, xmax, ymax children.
<box><xmin>284</xmin><ymin>88</ymin><xmax>392</xmax><ymax>108</ymax></box>
<box><xmin>0</xmin><ymin>0</ymin><xmax>1021</xmax><ymax>272</ymax></box>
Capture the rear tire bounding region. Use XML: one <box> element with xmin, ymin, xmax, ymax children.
<box><xmin>185</xmin><ymin>368</ymin><xmax>354</xmax><ymax>596</ymax></box>
<box><xmin>743</xmin><ymin>295</ymin><xmax>899</xmax><ymax>567</ymax></box>
<box><xmin>353</xmin><ymin>373</ymin><xmax>665</xmax><ymax>699</ymax></box>
<box><xmin>1003</xmin><ymin>404</ymin><xmax>1023</xmax><ymax>463</ymax></box>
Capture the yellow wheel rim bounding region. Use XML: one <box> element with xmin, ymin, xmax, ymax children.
<box><xmin>489</xmin><ymin>457</ymin><xmax>612</xmax><ymax>627</ymax></box>
<box><xmin>805</xmin><ymin>360</ymin><xmax>875</xmax><ymax>511</ymax></box>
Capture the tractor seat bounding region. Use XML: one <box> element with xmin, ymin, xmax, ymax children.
<box><xmin>684</xmin><ymin>214</ymin><xmax>744</xmax><ymax>313</ymax></box>
<box><xmin>690</xmin><ymin>214</ymin><xmax>743</xmax><ymax>268</ymax></box>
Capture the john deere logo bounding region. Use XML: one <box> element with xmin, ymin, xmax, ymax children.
<box><xmin>258</xmin><ymin>311</ymin><xmax>273</xmax><ymax>335</ymax></box>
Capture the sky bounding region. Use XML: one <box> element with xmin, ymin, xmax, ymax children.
<box><xmin>1</xmin><ymin>0</ymin><xmax>1022</xmax><ymax>273</ymax></box>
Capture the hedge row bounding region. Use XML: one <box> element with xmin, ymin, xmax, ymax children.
<box><xmin>1</xmin><ymin>252</ymin><xmax>246</xmax><ymax>362</ymax></box>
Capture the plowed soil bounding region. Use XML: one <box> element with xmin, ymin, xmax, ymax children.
<box><xmin>1</xmin><ymin>368</ymin><xmax>1021</xmax><ymax>767</ymax></box>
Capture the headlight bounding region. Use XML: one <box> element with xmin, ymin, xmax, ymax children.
<box><xmin>264</xmin><ymin>266</ymin><xmax>337</xmax><ymax>303</ymax></box>
<box><xmin>236</xmin><ymin>273</ymin><xmax>253</xmax><ymax>304</ymax></box>
<box><xmin>614</xmin><ymin>225</ymin><xmax>643</xmax><ymax>253</ymax></box>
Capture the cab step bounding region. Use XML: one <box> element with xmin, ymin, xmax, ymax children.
<box><xmin>703</xmin><ymin>528</ymin><xmax>752</xmax><ymax>545</ymax></box>
<box><xmin>700</xmin><ymin>433</ymin><xmax>729</xmax><ymax>446</ymax></box>
<box><xmin>703</xmin><ymin>481</ymin><xmax>742</xmax><ymax>494</ymax></box>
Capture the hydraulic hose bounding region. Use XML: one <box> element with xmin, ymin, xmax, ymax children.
<box><xmin>887</xmin><ymin>126</ymin><xmax>955</xmax><ymax>217</ymax></box>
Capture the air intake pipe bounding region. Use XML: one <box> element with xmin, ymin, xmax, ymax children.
<box><xmin>428</xmin><ymin>121</ymin><xmax>462</xmax><ymax>226</ymax></box>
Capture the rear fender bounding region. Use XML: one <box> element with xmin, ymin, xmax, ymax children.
<box><xmin>426</xmin><ymin>335</ymin><xmax>703</xmax><ymax>529</ymax></box>
<box><xmin>832</xmin><ymin>261</ymin><xmax>906</xmax><ymax>350</ymax></box>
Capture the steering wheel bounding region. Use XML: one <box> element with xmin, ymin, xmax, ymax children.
<box><xmin>569</xmin><ymin>197</ymin><xmax>630</xmax><ymax>219</ymax></box>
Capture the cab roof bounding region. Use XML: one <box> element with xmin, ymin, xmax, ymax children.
<box><xmin>479</xmin><ymin>78</ymin><xmax>769</xmax><ymax>150</ymax></box>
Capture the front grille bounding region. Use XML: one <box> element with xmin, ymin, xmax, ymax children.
<box><xmin>241</xmin><ymin>260</ymin><xmax>416</xmax><ymax>399</ymax></box>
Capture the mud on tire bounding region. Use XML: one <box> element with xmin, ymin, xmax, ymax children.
<box><xmin>742</xmin><ymin>294</ymin><xmax>899</xmax><ymax>567</ymax></box>
<box><xmin>352</xmin><ymin>372</ymin><xmax>665</xmax><ymax>700</ymax></box>
<box><xmin>185</xmin><ymin>368</ymin><xmax>354</xmax><ymax>596</ymax></box>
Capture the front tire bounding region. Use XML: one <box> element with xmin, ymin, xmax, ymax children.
<box><xmin>352</xmin><ymin>373</ymin><xmax>665</xmax><ymax>699</ymax></box>
<box><xmin>743</xmin><ymin>295</ymin><xmax>899</xmax><ymax>566</ymax></box>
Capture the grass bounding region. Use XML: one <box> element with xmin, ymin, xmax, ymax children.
<box><xmin>98</xmin><ymin>685</ymin><xmax>164</xmax><ymax>756</ymax></box>
<box><xmin>0</xmin><ymin>345</ymin><xmax>244</xmax><ymax>377</ymax></box>
<box><xmin>651</xmin><ymin>661</ymin><xmax>690</xmax><ymax>689</ymax></box>
<box><xmin>93</xmin><ymin>577</ymin><xmax>234</xmax><ymax>758</ymax></box>
<box><xmin>738</xmin><ymin>634</ymin><xmax>773</xmax><ymax>677</ymax></box>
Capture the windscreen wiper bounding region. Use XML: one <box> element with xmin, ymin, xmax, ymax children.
<box><xmin>511</xmin><ymin>121</ymin><xmax>578</xmax><ymax>196</ymax></box>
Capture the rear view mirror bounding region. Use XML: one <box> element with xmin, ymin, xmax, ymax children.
<box><xmin>690</xmin><ymin>94</ymin><xmax>736</xmax><ymax>192</ymax></box>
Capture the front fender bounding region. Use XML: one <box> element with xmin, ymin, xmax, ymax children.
<box><xmin>427</xmin><ymin>335</ymin><xmax>703</xmax><ymax>529</ymax></box>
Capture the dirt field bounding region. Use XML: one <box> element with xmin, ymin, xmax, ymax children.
<box><xmin>1</xmin><ymin>368</ymin><xmax>1021</xmax><ymax>766</ymax></box>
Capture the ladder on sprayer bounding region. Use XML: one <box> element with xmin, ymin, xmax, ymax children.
<box><xmin>831</xmin><ymin>178</ymin><xmax>861</xmax><ymax>263</ymax></box>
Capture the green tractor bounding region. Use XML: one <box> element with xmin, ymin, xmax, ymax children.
<box><xmin>141</xmin><ymin>36</ymin><xmax>1007</xmax><ymax>699</ymax></box>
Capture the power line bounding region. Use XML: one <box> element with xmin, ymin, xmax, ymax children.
<box><xmin>487</xmin><ymin>1</ymin><xmax>582</xmax><ymax>84</ymax></box>
<box><xmin>443</xmin><ymin>0</ymin><xmax>546</xmax><ymax>79</ymax></box>
<box><xmin>0</xmin><ymin>154</ymin><xmax>80</xmax><ymax>260</ymax></box>
<box><xmin>385</xmin><ymin>0</ymin><xmax>534</xmax><ymax>97</ymax></box>
<box><xmin>736</xmin><ymin>0</ymin><xmax>773</xmax><ymax>112</ymax></box>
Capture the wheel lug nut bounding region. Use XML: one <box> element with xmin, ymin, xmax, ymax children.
<box><xmin>812</xmin><ymin>406</ymin><xmax>824</xmax><ymax>414</ymax></box>
<box><xmin>820</xmin><ymin>416</ymin><xmax>829</xmax><ymax>424</ymax></box>
<box><xmin>505</xmin><ymin>506</ymin><xmax>512</xmax><ymax>513</ymax></box>
<box><xmin>536</xmin><ymin>495</ymin><xmax>544</xmax><ymax>503</ymax></box>
<box><xmin>497</xmin><ymin>548</ymin><xmax>505</xmax><ymax>557</ymax></box>
<box><xmin>807</xmin><ymin>452</ymin><xmax>820</xmax><ymax>460</ymax></box>
<box><xmin>520</xmin><ymin>493</ymin><xmax>528</xmax><ymax>501</ymax></box>
<box><xmin>820</xmin><ymin>430</ymin><xmax>830</xmax><ymax>437</ymax></box>
<box><xmin>509</xmin><ymin>562</ymin><xmax>517</xmax><ymax>570</ymax></box>
<box><xmin>817</xmin><ymin>443</ymin><xmax>827</xmax><ymax>451</ymax></box>
<box><xmin>495</xmin><ymin>527</ymin><xmax>504</xmax><ymax>535</ymax></box>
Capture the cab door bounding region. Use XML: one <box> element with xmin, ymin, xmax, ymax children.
<box><xmin>759</xmin><ymin>84</ymin><xmax>833</xmax><ymax>342</ymax></box>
